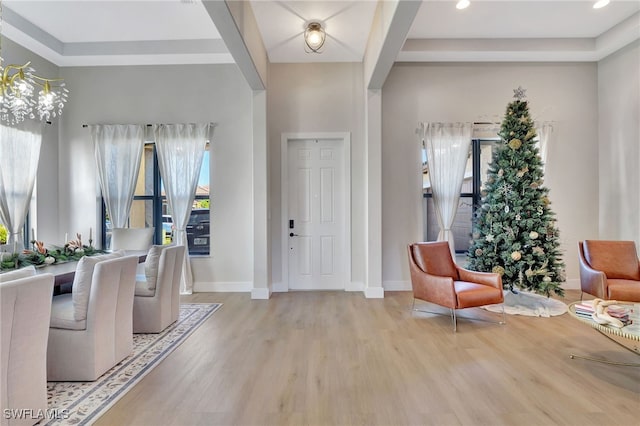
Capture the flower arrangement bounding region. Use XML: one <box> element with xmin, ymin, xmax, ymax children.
<box><xmin>0</xmin><ymin>233</ymin><xmax>105</xmax><ymax>270</ymax></box>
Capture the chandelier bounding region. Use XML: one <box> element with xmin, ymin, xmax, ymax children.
<box><xmin>0</xmin><ymin>2</ymin><xmax>68</xmax><ymax>124</ymax></box>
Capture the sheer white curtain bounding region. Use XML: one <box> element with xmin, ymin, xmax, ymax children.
<box><xmin>155</xmin><ymin>123</ymin><xmax>210</xmax><ymax>294</ymax></box>
<box><xmin>421</xmin><ymin>122</ymin><xmax>473</xmax><ymax>258</ymax></box>
<box><xmin>535</xmin><ymin>122</ymin><xmax>553</xmax><ymax>172</ymax></box>
<box><xmin>0</xmin><ymin>121</ymin><xmax>43</xmax><ymax>252</ymax></box>
<box><xmin>91</xmin><ymin>124</ymin><xmax>144</xmax><ymax>229</ymax></box>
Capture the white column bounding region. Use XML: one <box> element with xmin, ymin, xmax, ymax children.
<box><xmin>251</xmin><ymin>90</ymin><xmax>271</xmax><ymax>299</ymax></box>
<box><xmin>364</xmin><ymin>89</ymin><xmax>384</xmax><ymax>298</ymax></box>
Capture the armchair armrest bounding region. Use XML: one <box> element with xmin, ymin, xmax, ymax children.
<box><xmin>407</xmin><ymin>245</ymin><xmax>457</xmax><ymax>309</ymax></box>
<box><xmin>457</xmin><ymin>267</ymin><xmax>502</xmax><ymax>290</ymax></box>
<box><xmin>579</xmin><ymin>257</ymin><xmax>607</xmax><ymax>299</ymax></box>
<box><xmin>578</xmin><ymin>241</ymin><xmax>609</xmax><ymax>299</ymax></box>
<box><xmin>411</xmin><ymin>272</ymin><xmax>457</xmax><ymax>309</ymax></box>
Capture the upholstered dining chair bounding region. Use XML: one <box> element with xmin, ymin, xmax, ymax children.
<box><xmin>407</xmin><ymin>241</ymin><xmax>505</xmax><ymax>331</ymax></box>
<box><xmin>111</xmin><ymin>227</ymin><xmax>155</xmax><ymax>251</ymax></box>
<box><xmin>1</xmin><ymin>271</ymin><xmax>54</xmax><ymax>426</ymax></box>
<box><xmin>47</xmin><ymin>254</ymin><xmax>138</xmax><ymax>381</ymax></box>
<box><xmin>578</xmin><ymin>240</ymin><xmax>640</xmax><ymax>302</ymax></box>
<box><xmin>133</xmin><ymin>244</ymin><xmax>185</xmax><ymax>333</ymax></box>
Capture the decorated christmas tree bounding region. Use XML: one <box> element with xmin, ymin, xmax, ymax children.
<box><xmin>467</xmin><ymin>87</ymin><xmax>565</xmax><ymax>297</ymax></box>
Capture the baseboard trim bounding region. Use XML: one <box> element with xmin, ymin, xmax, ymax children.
<box><xmin>272</xmin><ymin>282</ymin><xmax>288</xmax><ymax>292</ymax></box>
<box><xmin>251</xmin><ymin>287</ymin><xmax>271</xmax><ymax>299</ymax></box>
<box><xmin>364</xmin><ymin>286</ymin><xmax>384</xmax><ymax>299</ymax></box>
<box><xmin>383</xmin><ymin>280</ymin><xmax>411</xmax><ymax>291</ymax></box>
<box><xmin>346</xmin><ymin>281</ymin><xmax>364</xmax><ymax>292</ymax></box>
<box><xmin>194</xmin><ymin>281</ymin><xmax>252</xmax><ymax>292</ymax></box>
<box><xmin>563</xmin><ymin>278</ymin><xmax>580</xmax><ymax>290</ymax></box>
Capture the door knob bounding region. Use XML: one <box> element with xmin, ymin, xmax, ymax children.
<box><xmin>289</xmin><ymin>232</ymin><xmax>299</xmax><ymax>237</ymax></box>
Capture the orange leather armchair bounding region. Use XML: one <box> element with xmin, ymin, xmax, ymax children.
<box><xmin>578</xmin><ymin>240</ymin><xmax>640</xmax><ymax>302</ymax></box>
<box><xmin>408</xmin><ymin>241</ymin><xmax>505</xmax><ymax>331</ymax></box>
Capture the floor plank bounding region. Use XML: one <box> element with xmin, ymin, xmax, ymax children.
<box><xmin>95</xmin><ymin>290</ymin><xmax>640</xmax><ymax>426</ymax></box>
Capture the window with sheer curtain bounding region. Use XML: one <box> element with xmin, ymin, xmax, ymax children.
<box><xmin>102</xmin><ymin>142</ymin><xmax>210</xmax><ymax>255</ymax></box>
<box><xmin>421</xmin><ymin>122</ymin><xmax>553</xmax><ymax>254</ymax></box>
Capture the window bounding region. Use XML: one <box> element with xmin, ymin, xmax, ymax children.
<box><xmin>102</xmin><ymin>142</ymin><xmax>210</xmax><ymax>255</ymax></box>
<box><xmin>423</xmin><ymin>138</ymin><xmax>498</xmax><ymax>253</ymax></box>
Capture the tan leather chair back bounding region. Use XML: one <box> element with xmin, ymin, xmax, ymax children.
<box><xmin>583</xmin><ymin>240</ymin><xmax>640</xmax><ymax>280</ymax></box>
<box><xmin>410</xmin><ymin>241</ymin><xmax>458</xmax><ymax>280</ymax></box>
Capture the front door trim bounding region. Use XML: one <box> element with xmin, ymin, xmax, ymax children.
<box><xmin>280</xmin><ymin>132</ymin><xmax>351</xmax><ymax>291</ymax></box>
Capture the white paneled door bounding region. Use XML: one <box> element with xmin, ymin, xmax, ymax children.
<box><xmin>287</xmin><ymin>138</ymin><xmax>346</xmax><ymax>290</ymax></box>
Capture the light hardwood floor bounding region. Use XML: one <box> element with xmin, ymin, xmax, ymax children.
<box><xmin>96</xmin><ymin>290</ymin><xmax>639</xmax><ymax>426</ymax></box>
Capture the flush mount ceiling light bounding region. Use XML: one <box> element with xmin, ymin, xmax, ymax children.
<box><xmin>456</xmin><ymin>0</ymin><xmax>470</xmax><ymax>10</ymax></box>
<box><xmin>593</xmin><ymin>0</ymin><xmax>610</xmax><ymax>8</ymax></box>
<box><xmin>304</xmin><ymin>22</ymin><xmax>326</xmax><ymax>53</ymax></box>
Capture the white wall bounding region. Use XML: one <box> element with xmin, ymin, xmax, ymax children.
<box><xmin>597</xmin><ymin>41</ymin><xmax>640</xmax><ymax>248</ymax></box>
<box><xmin>381</xmin><ymin>62</ymin><xmax>599</xmax><ymax>290</ymax></box>
<box><xmin>58</xmin><ymin>64</ymin><xmax>255</xmax><ymax>290</ymax></box>
<box><xmin>267</xmin><ymin>62</ymin><xmax>366</xmax><ymax>288</ymax></box>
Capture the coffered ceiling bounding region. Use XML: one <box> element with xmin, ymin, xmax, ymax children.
<box><xmin>2</xmin><ymin>0</ymin><xmax>639</xmax><ymax>67</ymax></box>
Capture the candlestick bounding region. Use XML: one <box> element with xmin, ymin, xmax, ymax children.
<box><xmin>89</xmin><ymin>227</ymin><xmax>93</xmax><ymax>247</ymax></box>
<box><xmin>64</xmin><ymin>233</ymin><xmax>68</xmax><ymax>244</ymax></box>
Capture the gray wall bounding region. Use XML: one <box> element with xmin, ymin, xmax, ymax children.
<box><xmin>58</xmin><ymin>64</ymin><xmax>255</xmax><ymax>289</ymax></box>
<box><xmin>2</xmin><ymin>38</ymin><xmax>60</xmax><ymax>245</ymax></box>
<box><xmin>597</xmin><ymin>41</ymin><xmax>640</xmax><ymax>247</ymax></box>
<box><xmin>381</xmin><ymin>62</ymin><xmax>600</xmax><ymax>289</ymax></box>
<box><xmin>267</xmin><ymin>62</ymin><xmax>365</xmax><ymax>288</ymax></box>
<box><xmin>5</xmin><ymin>34</ymin><xmax>637</xmax><ymax>294</ymax></box>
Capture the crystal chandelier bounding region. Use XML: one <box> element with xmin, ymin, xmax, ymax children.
<box><xmin>0</xmin><ymin>1</ymin><xmax>68</xmax><ymax>124</ymax></box>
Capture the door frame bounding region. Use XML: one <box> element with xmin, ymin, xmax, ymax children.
<box><xmin>280</xmin><ymin>132</ymin><xmax>351</xmax><ymax>291</ymax></box>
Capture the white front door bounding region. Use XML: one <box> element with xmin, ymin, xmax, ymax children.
<box><xmin>287</xmin><ymin>138</ymin><xmax>346</xmax><ymax>290</ymax></box>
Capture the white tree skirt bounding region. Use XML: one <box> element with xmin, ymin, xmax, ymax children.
<box><xmin>483</xmin><ymin>290</ymin><xmax>567</xmax><ymax>317</ymax></box>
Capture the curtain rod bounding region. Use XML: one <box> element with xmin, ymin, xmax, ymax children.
<box><xmin>81</xmin><ymin>122</ymin><xmax>216</xmax><ymax>128</ymax></box>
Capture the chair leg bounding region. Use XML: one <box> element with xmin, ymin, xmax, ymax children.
<box><xmin>580</xmin><ymin>291</ymin><xmax>584</xmax><ymax>302</ymax></box>
<box><xmin>450</xmin><ymin>308</ymin><xmax>457</xmax><ymax>332</ymax></box>
<box><xmin>411</xmin><ymin>297</ymin><xmax>415</xmax><ymax>314</ymax></box>
<box><xmin>501</xmin><ymin>303</ymin><xmax>507</xmax><ymax>325</ymax></box>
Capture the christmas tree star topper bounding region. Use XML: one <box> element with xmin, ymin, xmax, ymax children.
<box><xmin>513</xmin><ymin>86</ymin><xmax>527</xmax><ymax>100</ymax></box>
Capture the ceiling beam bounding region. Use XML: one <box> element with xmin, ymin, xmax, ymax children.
<box><xmin>364</xmin><ymin>0</ymin><xmax>421</xmax><ymax>90</ymax></box>
<box><xmin>201</xmin><ymin>0</ymin><xmax>267</xmax><ymax>90</ymax></box>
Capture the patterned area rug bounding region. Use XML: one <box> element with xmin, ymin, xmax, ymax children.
<box><xmin>45</xmin><ymin>303</ymin><xmax>222</xmax><ymax>426</ymax></box>
<box><xmin>483</xmin><ymin>290</ymin><xmax>567</xmax><ymax>317</ymax></box>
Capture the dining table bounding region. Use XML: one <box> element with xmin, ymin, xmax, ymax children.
<box><xmin>35</xmin><ymin>250</ymin><xmax>148</xmax><ymax>288</ymax></box>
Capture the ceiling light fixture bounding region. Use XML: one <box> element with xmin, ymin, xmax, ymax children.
<box><xmin>593</xmin><ymin>0</ymin><xmax>610</xmax><ymax>9</ymax></box>
<box><xmin>0</xmin><ymin>0</ymin><xmax>68</xmax><ymax>124</ymax></box>
<box><xmin>304</xmin><ymin>22</ymin><xmax>326</xmax><ymax>53</ymax></box>
<box><xmin>456</xmin><ymin>0</ymin><xmax>470</xmax><ymax>10</ymax></box>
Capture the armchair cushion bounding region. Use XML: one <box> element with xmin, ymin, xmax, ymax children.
<box><xmin>583</xmin><ymin>240</ymin><xmax>640</xmax><ymax>281</ymax></box>
<box><xmin>72</xmin><ymin>251</ymin><xmax>124</xmax><ymax>321</ymax></box>
<box><xmin>455</xmin><ymin>281</ymin><xmax>503</xmax><ymax>309</ymax></box>
<box><xmin>50</xmin><ymin>293</ymin><xmax>86</xmax><ymax>330</ymax></box>
<box><xmin>606</xmin><ymin>279</ymin><xmax>640</xmax><ymax>302</ymax></box>
<box><xmin>144</xmin><ymin>245</ymin><xmax>165</xmax><ymax>291</ymax></box>
<box><xmin>135</xmin><ymin>279</ymin><xmax>155</xmax><ymax>297</ymax></box>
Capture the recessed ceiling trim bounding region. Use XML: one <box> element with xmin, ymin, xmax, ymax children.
<box><xmin>396</xmin><ymin>50</ymin><xmax>603</xmax><ymax>63</ymax></box>
<box><xmin>400</xmin><ymin>10</ymin><xmax>640</xmax><ymax>63</ymax></box>
<box><xmin>54</xmin><ymin>53</ymin><xmax>235</xmax><ymax>67</ymax></box>
<box><xmin>63</xmin><ymin>39</ymin><xmax>229</xmax><ymax>56</ymax></box>
<box><xmin>2</xmin><ymin>3</ymin><xmax>233</xmax><ymax>67</ymax></box>
<box><xmin>3</xmin><ymin>5</ymin><xmax>64</xmax><ymax>54</ymax></box>
<box><xmin>403</xmin><ymin>38</ymin><xmax>596</xmax><ymax>53</ymax></box>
